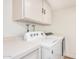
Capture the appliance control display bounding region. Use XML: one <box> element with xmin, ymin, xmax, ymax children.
<box><xmin>24</xmin><ymin>31</ymin><xmax>46</xmax><ymax>41</ymax></box>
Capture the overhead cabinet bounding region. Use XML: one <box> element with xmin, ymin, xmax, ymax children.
<box><xmin>42</xmin><ymin>0</ymin><xmax>52</xmax><ymax>24</ymax></box>
<box><xmin>13</xmin><ymin>0</ymin><xmax>52</xmax><ymax>25</ymax></box>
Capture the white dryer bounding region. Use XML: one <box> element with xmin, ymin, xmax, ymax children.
<box><xmin>41</xmin><ymin>34</ymin><xmax>65</xmax><ymax>59</ymax></box>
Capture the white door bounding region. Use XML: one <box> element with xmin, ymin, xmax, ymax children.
<box><xmin>42</xmin><ymin>0</ymin><xmax>52</xmax><ymax>24</ymax></box>
<box><xmin>20</xmin><ymin>49</ymin><xmax>40</xmax><ymax>59</ymax></box>
<box><xmin>24</xmin><ymin>0</ymin><xmax>42</xmax><ymax>22</ymax></box>
<box><xmin>14</xmin><ymin>49</ymin><xmax>40</xmax><ymax>59</ymax></box>
<box><xmin>42</xmin><ymin>41</ymin><xmax>62</xmax><ymax>59</ymax></box>
<box><xmin>50</xmin><ymin>41</ymin><xmax>62</xmax><ymax>59</ymax></box>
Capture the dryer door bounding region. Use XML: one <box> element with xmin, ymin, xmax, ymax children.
<box><xmin>50</xmin><ymin>40</ymin><xmax>62</xmax><ymax>59</ymax></box>
<box><xmin>42</xmin><ymin>40</ymin><xmax>62</xmax><ymax>59</ymax></box>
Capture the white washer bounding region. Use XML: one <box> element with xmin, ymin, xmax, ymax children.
<box><xmin>24</xmin><ymin>32</ymin><xmax>64</xmax><ymax>59</ymax></box>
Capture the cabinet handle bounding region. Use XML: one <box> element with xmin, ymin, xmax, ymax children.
<box><xmin>62</xmin><ymin>38</ymin><xmax>65</xmax><ymax>56</ymax></box>
<box><xmin>42</xmin><ymin>8</ymin><xmax>46</xmax><ymax>14</ymax></box>
<box><xmin>51</xmin><ymin>50</ymin><xmax>53</xmax><ymax>54</ymax></box>
<box><xmin>44</xmin><ymin>9</ymin><xmax>46</xmax><ymax>14</ymax></box>
<box><xmin>42</xmin><ymin>8</ymin><xmax>44</xmax><ymax>13</ymax></box>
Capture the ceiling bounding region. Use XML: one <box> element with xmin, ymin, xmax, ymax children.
<box><xmin>47</xmin><ymin>0</ymin><xmax>76</xmax><ymax>10</ymax></box>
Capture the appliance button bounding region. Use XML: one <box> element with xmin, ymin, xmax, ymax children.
<box><xmin>34</xmin><ymin>34</ymin><xmax>35</xmax><ymax>36</ymax></box>
<box><xmin>41</xmin><ymin>33</ymin><xmax>43</xmax><ymax>35</ymax></box>
<box><xmin>36</xmin><ymin>33</ymin><xmax>38</xmax><ymax>36</ymax></box>
<box><xmin>30</xmin><ymin>34</ymin><xmax>32</xmax><ymax>37</ymax></box>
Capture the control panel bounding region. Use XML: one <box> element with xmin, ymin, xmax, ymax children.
<box><xmin>24</xmin><ymin>31</ymin><xmax>46</xmax><ymax>41</ymax></box>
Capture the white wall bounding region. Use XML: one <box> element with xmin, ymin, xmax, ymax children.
<box><xmin>51</xmin><ymin>7</ymin><xmax>76</xmax><ymax>58</ymax></box>
<box><xmin>36</xmin><ymin>7</ymin><xmax>76</xmax><ymax>58</ymax></box>
<box><xmin>3</xmin><ymin>0</ymin><xmax>27</xmax><ymax>37</ymax></box>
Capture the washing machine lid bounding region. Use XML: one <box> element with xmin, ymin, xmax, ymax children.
<box><xmin>41</xmin><ymin>35</ymin><xmax>64</xmax><ymax>48</ymax></box>
<box><xmin>46</xmin><ymin>35</ymin><xmax>58</xmax><ymax>39</ymax></box>
<box><xmin>41</xmin><ymin>38</ymin><xmax>58</xmax><ymax>48</ymax></box>
<box><xmin>46</xmin><ymin>35</ymin><xmax>64</xmax><ymax>41</ymax></box>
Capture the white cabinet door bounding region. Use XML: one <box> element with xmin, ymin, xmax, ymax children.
<box><xmin>42</xmin><ymin>0</ymin><xmax>52</xmax><ymax>24</ymax></box>
<box><xmin>24</xmin><ymin>0</ymin><xmax>42</xmax><ymax>23</ymax></box>
<box><xmin>20</xmin><ymin>49</ymin><xmax>40</xmax><ymax>59</ymax></box>
<box><xmin>14</xmin><ymin>49</ymin><xmax>41</xmax><ymax>59</ymax></box>
<box><xmin>13</xmin><ymin>0</ymin><xmax>23</xmax><ymax>20</ymax></box>
<box><xmin>13</xmin><ymin>0</ymin><xmax>42</xmax><ymax>23</ymax></box>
